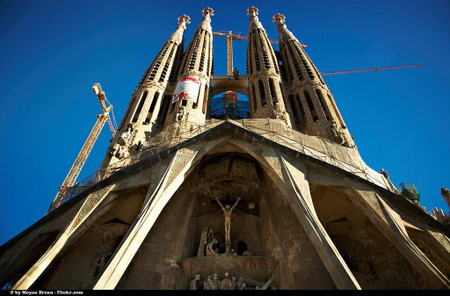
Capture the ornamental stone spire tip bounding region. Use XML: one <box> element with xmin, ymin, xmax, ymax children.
<box><xmin>202</xmin><ymin>7</ymin><xmax>214</xmax><ymax>19</ymax></box>
<box><xmin>178</xmin><ymin>15</ymin><xmax>191</xmax><ymax>26</ymax></box>
<box><xmin>247</xmin><ymin>7</ymin><xmax>264</xmax><ymax>31</ymax></box>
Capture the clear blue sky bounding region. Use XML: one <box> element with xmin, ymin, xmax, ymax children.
<box><xmin>0</xmin><ymin>0</ymin><xmax>449</xmax><ymax>246</ymax></box>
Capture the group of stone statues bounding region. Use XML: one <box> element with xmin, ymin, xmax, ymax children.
<box><xmin>190</xmin><ymin>272</ymin><xmax>274</xmax><ymax>290</ymax></box>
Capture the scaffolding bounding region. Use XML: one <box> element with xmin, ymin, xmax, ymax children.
<box><xmin>397</xmin><ymin>182</ymin><xmax>420</xmax><ymax>202</ymax></box>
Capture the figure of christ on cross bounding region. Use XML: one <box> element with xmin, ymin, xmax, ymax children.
<box><xmin>215</xmin><ymin>197</ymin><xmax>240</xmax><ymax>253</ymax></box>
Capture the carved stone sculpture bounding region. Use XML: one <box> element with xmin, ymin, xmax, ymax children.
<box><xmin>357</xmin><ymin>257</ymin><xmax>375</xmax><ymax>280</ymax></box>
<box><xmin>205</xmin><ymin>238</ymin><xmax>219</xmax><ymax>257</ymax></box>
<box><xmin>219</xmin><ymin>272</ymin><xmax>233</xmax><ymax>290</ymax></box>
<box><xmin>190</xmin><ymin>274</ymin><xmax>201</xmax><ymax>290</ymax></box>
<box><xmin>216</xmin><ymin>197</ymin><xmax>240</xmax><ymax>253</ymax></box>
<box><xmin>197</xmin><ymin>227</ymin><xmax>214</xmax><ymax>257</ymax></box>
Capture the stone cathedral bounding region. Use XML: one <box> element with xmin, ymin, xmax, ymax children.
<box><xmin>1</xmin><ymin>7</ymin><xmax>450</xmax><ymax>290</ymax></box>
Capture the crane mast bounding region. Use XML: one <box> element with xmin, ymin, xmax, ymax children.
<box><xmin>212</xmin><ymin>30</ymin><xmax>307</xmax><ymax>76</ymax></box>
<box><xmin>48</xmin><ymin>83</ymin><xmax>116</xmax><ymax>212</ymax></box>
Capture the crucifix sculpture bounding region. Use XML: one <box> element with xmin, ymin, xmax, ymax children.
<box><xmin>215</xmin><ymin>197</ymin><xmax>240</xmax><ymax>253</ymax></box>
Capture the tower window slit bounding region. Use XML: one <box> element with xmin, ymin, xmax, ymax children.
<box><xmin>132</xmin><ymin>91</ymin><xmax>148</xmax><ymax>123</ymax></box>
<box><xmin>251</xmin><ymin>85</ymin><xmax>257</xmax><ymax>112</ymax></box>
<box><xmin>258</xmin><ymin>80</ymin><xmax>266</xmax><ymax>107</ymax></box>
<box><xmin>289</xmin><ymin>94</ymin><xmax>299</xmax><ymax>124</ymax></box>
<box><xmin>157</xmin><ymin>95</ymin><xmax>171</xmax><ymax>125</ymax></box>
<box><xmin>296</xmin><ymin>94</ymin><xmax>305</xmax><ymax>116</ymax></box>
<box><xmin>315</xmin><ymin>89</ymin><xmax>331</xmax><ymax>121</ymax></box>
<box><xmin>269</xmin><ymin>78</ymin><xmax>277</xmax><ymax>103</ymax></box>
<box><xmin>304</xmin><ymin>90</ymin><xmax>318</xmax><ymax>122</ymax></box>
<box><xmin>145</xmin><ymin>92</ymin><xmax>160</xmax><ymax>124</ymax></box>
<box><xmin>202</xmin><ymin>84</ymin><xmax>208</xmax><ymax>114</ymax></box>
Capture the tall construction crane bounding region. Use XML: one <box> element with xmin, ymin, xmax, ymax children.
<box><xmin>212</xmin><ymin>31</ymin><xmax>308</xmax><ymax>76</ymax></box>
<box><xmin>48</xmin><ymin>83</ymin><xmax>117</xmax><ymax>212</ymax></box>
<box><xmin>212</xmin><ymin>31</ymin><xmax>422</xmax><ymax>78</ymax></box>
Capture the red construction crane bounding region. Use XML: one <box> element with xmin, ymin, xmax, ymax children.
<box><xmin>320</xmin><ymin>64</ymin><xmax>423</xmax><ymax>76</ymax></box>
<box><xmin>48</xmin><ymin>83</ymin><xmax>117</xmax><ymax>212</ymax></box>
<box><xmin>212</xmin><ymin>31</ymin><xmax>422</xmax><ymax>78</ymax></box>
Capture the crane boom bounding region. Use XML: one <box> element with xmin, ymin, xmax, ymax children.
<box><xmin>48</xmin><ymin>84</ymin><xmax>116</xmax><ymax>212</ymax></box>
<box><xmin>321</xmin><ymin>64</ymin><xmax>423</xmax><ymax>76</ymax></box>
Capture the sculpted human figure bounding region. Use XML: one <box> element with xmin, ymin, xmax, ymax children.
<box><xmin>220</xmin><ymin>272</ymin><xmax>233</xmax><ymax>290</ymax></box>
<box><xmin>205</xmin><ymin>238</ymin><xmax>219</xmax><ymax>257</ymax></box>
<box><xmin>216</xmin><ymin>197</ymin><xmax>240</xmax><ymax>252</ymax></box>
<box><xmin>210</xmin><ymin>273</ymin><xmax>220</xmax><ymax>290</ymax></box>
<box><xmin>203</xmin><ymin>276</ymin><xmax>212</xmax><ymax>290</ymax></box>
<box><xmin>197</xmin><ymin>227</ymin><xmax>213</xmax><ymax>257</ymax></box>
<box><xmin>89</xmin><ymin>251</ymin><xmax>112</xmax><ymax>278</ymax></box>
<box><xmin>190</xmin><ymin>274</ymin><xmax>201</xmax><ymax>290</ymax></box>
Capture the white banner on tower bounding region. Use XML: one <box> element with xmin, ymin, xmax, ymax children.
<box><xmin>172</xmin><ymin>76</ymin><xmax>201</xmax><ymax>104</ymax></box>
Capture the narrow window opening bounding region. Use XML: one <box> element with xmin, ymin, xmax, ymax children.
<box><xmin>251</xmin><ymin>85</ymin><xmax>257</xmax><ymax>112</ymax></box>
<box><xmin>269</xmin><ymin>78</ymin><xmax>277</xmax><ymax>103</ymax></box>
<box><xmin>289</xmin><ymin>95</ymin><xmax>299</xmax><ymax>124</ymax></box>
<box><xmin>144</xmin><ymin>92</ymin><xmax>160</xmax><ymax>124</ymax></box>
<box><xmin>202</xmin><ymin>84</ymin><xmax>208</xmax><ymax>114</ymax></box>
<box><xmin>157</xmin><ymin>95</ymin><xmax>171</xmax><ymax>125</ymax></box>
<box><xmin>304</xmin><ymin>90</ymin><xmax>318</xmax><ymax>122</ymax></box>
<box><xmin>132</xmin><ymin>91</ymin><xmax>148</xmax><ymax>123</ymax></box>
<box><xmin>296</xmin><ymin>94</ymin><xmax>305</xmax><ymax>116</ymax></box>
<box><xmin>315</xmin><ymin>89</ymin><xmax>331</xmax><ymax>121</ymax></box>
<box><xmin>258</xmin><ymin>80</ymin><xmax>266</xmax><ymax>107</ymax></box>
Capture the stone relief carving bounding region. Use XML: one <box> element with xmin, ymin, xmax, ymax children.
<box><xmin>88</xmin><ymin>251</ymin><xmax>112</xmax><ymax>278</ymax></box>
<box><xmin>72</xmin><ymin>185</ymin><xmax>115</xmax><ymax>230</ymax></box>
<box><xmin>356</xmin><ymin>257</ymin><xmax>376</xmax><ymax>280</ymax></box>
<box><xmin>83</xmin><ymin>251</ymin><xmax>113</xmax><ymax>288</ymax></box>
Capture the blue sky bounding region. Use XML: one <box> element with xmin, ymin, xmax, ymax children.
<box><xmin>0</xmin><ymin>0</ymin><xmax>449</xmax><ymax>246</ymax></box>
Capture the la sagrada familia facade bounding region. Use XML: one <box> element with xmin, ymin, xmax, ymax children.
<box><xmin>1</xmin><ymin>7</ymin><xmax>449</xmax><ymax>290</ymax></box>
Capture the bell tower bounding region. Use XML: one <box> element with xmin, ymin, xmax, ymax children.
<box><xmin>165</xmin><ymin>7</ymin><xmax>214</xmax><ymax>130</ymax></box>
<box><xmin>97</xmin><ymin>15</ymin><xmax>190</xmax><ymax>176</ymax></box>
<box><xmin>246</xmin><ymin>7</ymin><xmax>291</xmax><ymax>126</ymax></box>
<box><xmin>273</xmin><ymin>13</ymin><xmax>354</xmax><ymax>146</ymax></box>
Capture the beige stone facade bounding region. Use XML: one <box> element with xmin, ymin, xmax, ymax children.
<box><xmin>1</xmin><ymin>7</ymin><xmax>449</xmax><ymax>290</ymax></box>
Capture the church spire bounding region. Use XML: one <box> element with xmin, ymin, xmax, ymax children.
<box><xmin>96</xmin><ymin>15</ymin><xmax>190</xmax><ymax>177</ymax></box>
<box><xmin>165</xmin><ymin>8</ymin><xmax>214</xmax><ymax>130</ymax></box>
<box><xmin>274</xmin><ymin>13</ymin><xmax>354</xmax><ymax>147</ymax></box>
<box><xmin>246</xmin><ymin>7</ymin><xmax>291</xmax><ymax>126</ymax></box>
